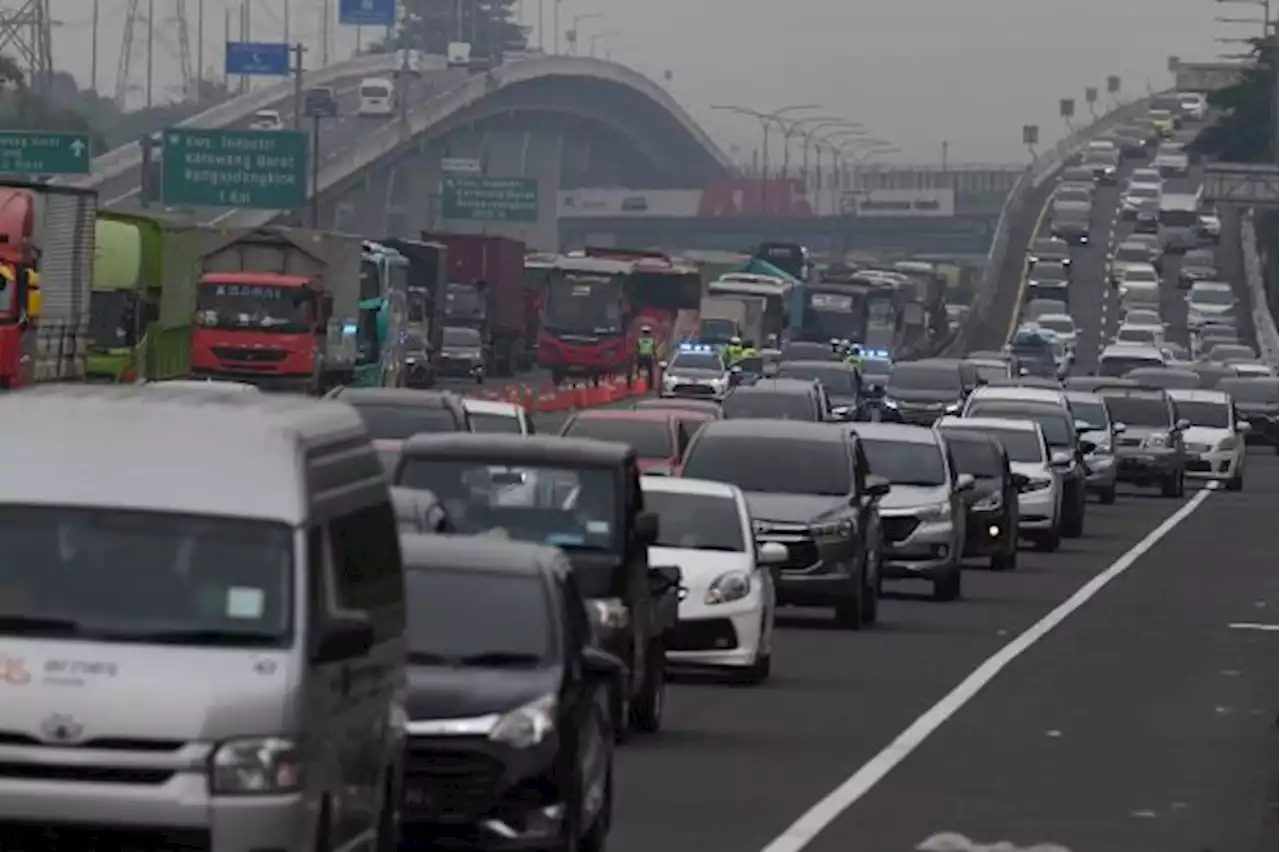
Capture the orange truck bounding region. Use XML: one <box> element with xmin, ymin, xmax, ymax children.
<box><xmin>0</xmin><ymin>182</ymin><xmax>97</xmax><ymax>390</ymax></box>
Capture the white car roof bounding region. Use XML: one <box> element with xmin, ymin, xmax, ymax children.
<box><xmin>1189</xmin><ymin>280</ymin><xmax>1233</xmax><ymax>292</ymax></box>
<box><xmin>1121</xmin><ymin>263</ymin><xmax>1158</xmax><ymax>276</ymax></box>
<box><xmin>969</xmin><ymin>386</ymin><xmax>1066</xmax><ymax>405</ymax></box>
<box><xmin>1101</xmin><ymin>343</ymin><xmax>1164</xmax><ymax>358</ymax></box>
<box><xmin>641</xmin><ymin>476</ymin><xmax>743</xmax><ymax>500</ymax></box>
<box><xmin>1165</xmin><ymin>388</ymin><xmax>1229</xmax><ymax>404</ymax></box>
<box><xmin>463</xmin><ymin>399</ymin><xmax>524</xmax><ymax>417</ymax></box>
<box><xmin>937</xmin><ymin>415</ymin><xmax>1041</xmax><ymax>435</ymax></box>
<box><xmin>1036</xmin><ymin>313</ymin><xmax>1075</xmax><ymax>326</ymax></box>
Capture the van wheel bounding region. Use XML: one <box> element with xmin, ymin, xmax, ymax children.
<box><xmin>859</xmin><ymin>554</ymin><xmax>880</xmax><ymax>626</ymax></box>
<box><xmin>932</xmin><ymin>568</ymin><xmax>962</xmax><ymax>602</ymax></box>
<box><xmin>630</xmin><ymin>641</ymin><xmax>665</xmax><ymax>733</ymax></box>
<box><xmin>580</xmin><ymin>765</ymin><xmax>613</xmax><ymax>852</ymax></box>
<box><xmin>1161</xmin><ymin>471</ymin><xmax>1182</xmax><ymax>498</ymax></box>
<box><xmin>990</xmin><ymin>548</ymin><xmax>1017</xmax><ymax>571</ymax></box>
<box><xmin>833</xmin><ymin>587</ymin><xmax>864</xmax><ymax>630</ymax></box>
<box><xmin>1061</xmin><ymin>489</ymin><xmax>1085</xmax><ymax>538</ymax></box>
<box><xmin>611</xmin><ymin>683</ymin><xmax>631</xmax><ymax>744</ymax></box>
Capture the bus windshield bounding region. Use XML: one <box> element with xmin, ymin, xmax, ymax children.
<box><xmin>543</xmin><ymin>273</ymin><xmax>624</xmax><ymax>335</ymax></box>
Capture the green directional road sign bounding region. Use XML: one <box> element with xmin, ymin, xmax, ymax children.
<box><xmin>161</xmin><ymin>128</ymin><xmax>308</xmax><ymax>209</ymax></box>
<box><xmin>0</xmin><ymin>131</ymin><xmax>92</xmax><ymax>174</ymax></box>
<box><xmin>441</xmin><ymin>176</ymin><xmax>539</xmax><ymax>223</ymax></box>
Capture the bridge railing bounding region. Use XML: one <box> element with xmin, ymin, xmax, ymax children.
<box><xmin>64</xmin><ymin>52</ymin><xmax>403</xmax><ymax>190</ymax></box>
<box><xmin>1240</xmin><ymin>211</ymin><xmax>1279</xmax><ymax>369</ymax></box>
<box><xmin>941</xmin><ymin>91</ymin><xmax>1173</xmax><ymax>356</ymax></box>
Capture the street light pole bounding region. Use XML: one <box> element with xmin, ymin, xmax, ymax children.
<box><xmin>796</xmin><ymin>119</ymin><xmax>861</xmax><ymax>192</ymax></box>
<box><xmin>569</xmin><ymin>13</ymin><xmax>603</xmax><ymax>55</ymax></box>
<box><xmin>590</xmin><ymin>31</ymin><xmax>621</xmax><ymax>58</ymax></box>
<box><xmin>710</xmin><ymin>103</ymin><xmax>820</xmax><ymax>208</ymax></box>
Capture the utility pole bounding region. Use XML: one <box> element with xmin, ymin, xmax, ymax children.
<box><xmin>197</xmin><ymin>0</ymin><xmax>204</xmax><ymax>99</ymax></box>
<box><xmin>0</xmin><ymin>0</ymin><xmax>55</xmax><ymax>92</ymax></box>
<box><xmin>321</xmin><ymin>0</ymin><xmax>331</xmax><ymax>65</ymax></box>
<box><xmin>91</xmin><ymin>0</ymin><xmax>99</xmax><ymax>93</ymax></box>
<box><xmin>146</xmin><ymin>0</ymin><xmax>154</xmax><ymax>110</ymax></box>
<box><xmin>292</xmin><ymin>41</ymin><xmax>306</xmax><ymax>130</ymax></box>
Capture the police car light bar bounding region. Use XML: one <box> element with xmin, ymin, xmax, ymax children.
<box><xmin>866</xmin><ymin>348</ymin><xmax>890</xmax><ymax>359</ymax></box>
<box><xmin>678</xmin><ymin>343</ymin><xmax>714</xmax><ymax>353</ymax></box>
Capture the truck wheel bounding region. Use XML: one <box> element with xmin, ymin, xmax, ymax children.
<box><xmin>932</xmin><ymin>567</ymin><xmax>962</xmax><ymax>602</ymax></box>
<box><xmin>629</xmin><ymin>641</ymin><xmax>665</xmax><ymax>733</ymax></box>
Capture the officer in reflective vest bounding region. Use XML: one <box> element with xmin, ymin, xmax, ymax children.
<box><xmin>724</xmin><ymin>336</ymin><xmax>745</xmax><ymax>365</ymax></box>
<box><xmin>844</xmin><ymin>344</ymin><xmax>866</xmax><ymax>393</ymax></box>
<box><xmin>636</xmin><ymin>325</ymin><xmax>657</xmax><ymax>387</ymax></box>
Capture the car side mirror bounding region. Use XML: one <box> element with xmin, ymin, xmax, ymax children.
<box><xmin>1049</xmin><ymin>450</ymin><xmax>1074</xmax><ymax>468</ymax></box>
<box><xmin>1074</xmin><ymin>420</ymin><xmax>1093</xmax><ymax>434</ymax></box>
<box><xmin>829</xmin><ymin>405</ymin><xmax>853</xmax><ymax>422</ymax></box>
<box><xmin>730</xmin><ymin>364</ymin><xmax>743</xmax><ymax>373</ymax></box>
<box><xmin>1174</xmin><ymin>418</ymin><xmax>1191</xmax><ymax>431</ymax></box>
<box><xmin>658</xmin><ymin>360</ymin><xmax>668</xmax><ymax>370</ymax></box>
<box><xmin>864</xmin><ymin>473</ymin><xmax>892</xmax><ymax>499</ymax></box>
<box><xmin>757</xmin><ymin>541</ymin><xmax>789</xmax><ymax>566</ymax></box>
<box><xmin>954</xmin><ymin>473</ymin><xmax>976</xmax><ymax>493</ymax></box>
<box><xmin>310</xmin><ymin>612</ymin><xmax>375</xmax><ymax>665</ymax></box>
<box><xmin>647</xmin><ymin>564</ymin><xmax>682</xmax><ymax>596</ymax></box>
<box><xmin>1078</xmin><ymin>439</ymin><xmax>1098</xmax><ymax>455</ymax></box>
<box><xmin>1236</xmin><ymin>420</ymin><xmax>1251</xmax><ymax>434</ymax></box>
<box><xmin>581</xmin><ymin>646</ymin><xmax>625</xmax><ymax>680</ymax></box>
<box><xmin>1011</xmin><ymin>471</ymin><xmax>1032</xmax><ymax>491</ymax></box>
<box><xmin>1113</xmin><ymin>422</ymin><xmax>1127</xmax><ymax>434</ymax></box>
<box><xmin>634</xmin><ymin>511</ymin><xmax>660</xmax><ymax>546</ymax></box>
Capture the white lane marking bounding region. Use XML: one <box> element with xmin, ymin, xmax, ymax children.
<box><xmin>1227</xmin><ymin>623</ymin><xmax>1279</xmax><ymax>631</ymax></box>
<box><xmin>917</xmin><ymin>832</ymin><xmax>1073</xmax><ymax>852</ymax></box>
<box><xmin>757</xmin><ymin>487</ymin><xmax>1214</xmax><ymax>852</ymax></box>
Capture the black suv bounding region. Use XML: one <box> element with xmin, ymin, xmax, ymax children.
<box><xmin>326</xmin><ymin>387</ymin><xmax>471</xmax><ymax>471</ymax></box>
<box><xmin>935</xmin><ymin>427</ymin><xmax>1022</xmax><ymax>571</ymax></box>
<box><xmin>393</xmin><ymin>433</ymin><xmax>681</xmax><ymax>741</ymax></box>
<box><xmin>774</xmin><ymin>360</ymin><xmax>865</xmax><ymax>420</ymax></box>
<box><xmin>398</xmin><ymin>534</ymin><xmax>620</xmax><ymax>850</ymax></box>
<box><xmin>722</xmin><ymin>377</ymin><xmax>831</xmax><ymax>422</ymax></box>
<box><xmin>680</xmin><ymin>419</ymin><xmax>890</xmax><ymax>629</ymax></box>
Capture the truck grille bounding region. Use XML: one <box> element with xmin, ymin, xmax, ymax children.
<box><xmin>0</xmin><ymin>761</ymin><xmax>173</xmax><ymax>784</ymax></box>
<box><xmin>403</xmin><ymin>744</ymin><xmax>504</xmax><ymax>819</ymax></box>
<box><xmin>881</xmin><ymin>516</ymin><xmax>921</xmax><ymax>544</ymax></box>
<box><xmin>210</xmin><ymin>346</ymin><xmax>287</xmax><ymax>364</ymax></box>
<box><xmin>0</xmin><ymin>821</ymin><xmax>210</xmax><ymax>852</ymax></box>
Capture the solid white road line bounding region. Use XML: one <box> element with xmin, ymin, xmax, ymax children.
<box><xmin>1227</xmin><ymin>623</ymin><xmax>1279</xmax><ymax>632</ymax></box>
<box><xmin>758</xmin><ymin>486</ymin><xmax>1215</xmax><ymax>852</ymax></box>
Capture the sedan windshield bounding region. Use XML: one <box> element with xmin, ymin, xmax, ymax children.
<box><xmin>888</xmin><ymin>364</ymin><xmax>962</xmax><ymax>392</ymax></box>
<box><xmin>1172</xmin><ymin>399</ymin><xmax>1230</xmax><ymax>429</ymax></box>
<box><xmin>681</xmin><ymin>437</ymin><xmax>851</xmax><ymax>496</ymax></box>
<box><xmin>406</xmin><ymin>569</ymin><xmax>553</xmax><ymax>665</ymax></box>
<box><xmin>944</xmin><ymin>426</ymin><xmax>1045</xmax><ymax>464</ymax></box>
<box><xmin>776</xmin><ymin>363</ymin><xmax>857</xmax><ymax>395</ymax></box>
<box><xmin>1100</xmin><ymin>396</ymin><xmax>1173</xmax><ymax>428</ymax></box>
<box><xmin>966</xmin><ymin>402</ymin><xmax>1073</xmax><ymax>446</ymax></box>
<box><xmin>643</xmin><ymin>491</ymin><xmax>745</xmax><ymax>552</ymax></box>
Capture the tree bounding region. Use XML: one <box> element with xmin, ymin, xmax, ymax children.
<box><xmin>388</xmin><ymin>0</ymin><xmax>528</xmax><ymax>60</ymax></box>
<box><xmin>1190</xmin><ymin>34</ymin><xmax>1277</xmax><ymax>163</ymax></box>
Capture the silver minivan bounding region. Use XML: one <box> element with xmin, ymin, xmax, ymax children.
<box><xmin>0</xmin><ymin>386</ymin><xmax>406</xmax><ymax>852</ymax></box>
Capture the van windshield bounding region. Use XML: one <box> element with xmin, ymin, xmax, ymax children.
<box><xmin>0</xmin><ymin>508</ymin><xmax>292</xmax><ymax>645</ymax></box>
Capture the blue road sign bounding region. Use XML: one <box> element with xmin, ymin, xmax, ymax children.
<box><xmin>338</xmin><ymin>0</ymin><xmax>396</xmax><ymax>27</ymax></box>
<box><xmin>225</xmin><ymin>41</ymin><xmax>291</xmax><ymax>76</ymax></box>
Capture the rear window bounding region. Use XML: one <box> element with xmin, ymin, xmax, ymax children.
<box><xmin>643</xmin><ymin>491</ymin><xmax>745</xmax><ymax>552</ymax></box>
<box><xmin>1100</xmin><ymin>395</ymin><xmax>1173</xmax><ymax>428</ymax></box>
<box><xmin>1099</xmin><ymin>354</ymin><xmax>1163</xmax><ymax>377</ymax></box>
<box><xmin>562</xmin><ymin>417</ymin><xmax>674</xmax><ymax>458</ymax></box>
<box><xmin>682</xmin><ymin>436</ymin><xmax>850</xmax><ymax>496</ymax></box>
<box><xmin>1172</xmin><ymin>399</ymin><xmax>1231</xmax><ymax>429</ymax></box>
<box><xmin>347</xmin><ymin>402</ymin><xmax>463</xmax><ymax>440</ymax></box>
<box><xmin>966</xmin><ymin>402</ymin><xmax>1073</xmax><ymax>446</ymax></box>
<box><xmin>469</xmin><ymin>412</ymin><xmax>523</xmax><ymax>434</ymax></box>
<box><xmin>722</xmin><ymin>390</ymin><xmax>816</xmax><ymax>421</ymax></box>
<box><xmin>888</xmin><ymin>363</ymin><xmax>962</xmax><ymax>391</ymax></box>
<box><xmin>361</xmin><ymin>84</ymin><xmax>390</xmax><ymax>98</ymax></box>
<box><xmin>775</xmin><ymin>364</ymin><xmax>857</xmax><ymax>395</ymax></box>
<box><xmin>860</xmin><ymin>438</ymin><xmax>947</xmax><ymax>486</ymax></box>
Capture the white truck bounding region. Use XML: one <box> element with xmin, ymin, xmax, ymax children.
<box><xmin>698</xmin><ymin>294</ymin><xmax>766</xmax><ymax>347</ymax></box>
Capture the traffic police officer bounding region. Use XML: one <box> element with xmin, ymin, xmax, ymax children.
<box><xmin>636</xmin><ymin>324</ymin><xmax>657</xmax><ymax>387</ymax></box>
<box><xmin>724</xmin><ymin>335</ymin><xmax>745</xmax><ymax>365</ymax></box>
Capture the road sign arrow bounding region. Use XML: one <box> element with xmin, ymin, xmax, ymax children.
<box><xmin>362</xmin><ymin>0</ymin><xmax>374</xmax><ymax>9</ymax></box>
<box><xmin>69</xmin><ymin>139</ymin><xmax>85</xmax><ymax>157</ymax></box>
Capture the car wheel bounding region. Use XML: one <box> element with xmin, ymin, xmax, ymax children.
<box><xmin>1098</xmin><ymin>484</ymin><xmax>1117</xmax><ymax>505</ymax></box>
<box><xmin>1061</xmin><ymin>486</ymin><xmax>1085</xmax><ymax>538</ymax></box>
<box><xmin>610</xmin><ymin>683</ymin><xmax>630</xmax><ymax>744</ymax></box>
<box><xmin>579</xmin><ymin>764</ymin><xmax>613</xmax><ymax>852</ymax></box>
<box><xmin>833</xmin><ymin>586</ymin><xmax>864</xmax><ymax>630</ymax></box>
<box><xmin>1226</xmin><ymin>468</ymin><xmax>1244</xmax><ymax>491</ymax></box>
<box><xmin>859</xmin><ymin>551</ymin><xmax>880</xmax><ymax>626</ymax></box>
<box><xmin>932</xmin><ymin>567</ymin><xmax>962</xmax><ymax>602</ymax></box>
<box><xmin>990</xmin><ymin>548</ymin><xmax>1017</xmax><ymax>571</ymax></box>
<box><xmin>629</xmin><ymin>641</ymin><xmax>665</xmax><ymax>733</ymax></box>
<box><xmin>1161</xmin><ymin>471</ymin><xmax>1181</xmax><ymax>498</ymax></box>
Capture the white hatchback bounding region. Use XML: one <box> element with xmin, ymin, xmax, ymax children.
<box><xmin>1166</xmin><ymin>388</ymin><xmax>1248</xmax><ymax>490</ymax></box>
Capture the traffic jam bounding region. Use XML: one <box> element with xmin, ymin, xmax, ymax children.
<box><xmin>0</xmin><ymin>99</ymin><xmax>1274</xmax><ymax>852</ymax></box>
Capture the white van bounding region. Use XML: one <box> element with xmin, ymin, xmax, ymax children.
<box><xmin>1159</xmin><ymin>190</ymin><xmax>1202</xmax><ymax>253</ymax></box>
<box><xmin>358</xmin><ymin>76</ymin><xmax>397</xmax><ymax>117</ymax></box>
<box><xmin>0</xmin><ymin>385</ymin><xmax>406</xmax><ymax>850</ymax></box>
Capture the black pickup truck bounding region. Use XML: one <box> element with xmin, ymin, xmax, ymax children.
<box><xmin>392</xmin><ymin>433</ymin><xmax>681</xmax><ymax>741</ymax></box>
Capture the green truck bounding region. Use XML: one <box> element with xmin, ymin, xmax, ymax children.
<box><xmin>352</xmin><ymin>240</ymin><xmax>411</xmax><ymax>388</ymax></box>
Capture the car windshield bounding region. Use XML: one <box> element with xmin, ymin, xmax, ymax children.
<box><xmin>671</xmin><ymin>352</ymin><xmax>722</xmax><ymax>372</ymax></box>
<box><xmin>1032</xmin><ymin>240</ymin><xmax>1067</xmax><ymax>257</ymax></box>
<box><xmin>469</xmin><ymin>411</ymin><xmax>523</xmax><ymax>434</ymax></box>
<box><xmin>396</xmin><ymin>460</ymin><xmax>618</xmax><ymax>550</ymax></box>
<box><xmin>1056</xmin><ymin>190</ymin><xmax>1089</xmax><ymax>204</ymax></box>
<box><xmin>1066</xmin><ymin>398</ymin><xmax>1108</xmax><ymax>431</ymax></box>
<box><xmin>1032</xmin><ymin>263</ymin><xmax>1067</xmax><ymax>281</ymax></box>
<box><xmin>1220</xmin><ymin>379</ymin><xmax>1278</xmax><ymax>404</ymax></box>
<box><xmin>1101</xmin><ymin>396</ymin><xmax>1173</xmax><ymax>428</ymax></box>
<box><xmin>722</xmin><ymin>390</ymin><xmax>815</xmax><ymax>421</ymax></box>
<box><xmin>562</xmin><ymin>417</ymin><xmax>674</xmax><ymax>459</ymax></box>
<box><xmin>195</xmin><ymin>281</ymin><xmax>311</xmax><ymax>333</ymax></box>
<box><xmin>945</xmin><ymin>426</ymin><xmax>1044</xmax><ymax>464</ymax></box>
<box><xmin>967</xmin><ymin>403</ymin><xmax>1073</xmax><ymax>446</ymax></box>
<box><xmin>888</xmin><ymin>364</ymin><xmax>962</xmax><ymax>392</ymax></box>
<box><xmin>1124</xmin><ymin>268</ymin><xmax>1158</xmax><ymax>283</ymax></box>
<box><xmin>859</xmin><ymin>438</ymin><xmax>947</xmax><ymax>486</ymax></box>
<box><xmin>681</xmin><ymin>436</ymin><xmax>851</xmax><ymax>496</ymax></box>
<box><xmin>1037</xmin><ymin>315</ymin><xmax>1075</xmax><ymax>335</ymax></box>
<box><xmin>347</xmin><ymin>402</ymin><xmax>461</xmax><ymax>440</ymax></box>
<box><xmin>1209</xmin><ymin>345</ymin><xmax>1254</xmax><ymax>361</ymax></box>
<box><xmin>776</xmin><ymin>364</ymin><xmax>857</xmax><ymax>395</ymax></box>
<box><xmin>1190</xmin><ymin>286</ymin><xmax>1233</xmax><ymax>305</ymax></box>
<box><xmin>1100</xmin><ymin>354</ymin><xmax>1163</xmax><ymax>377</ymax></box>
<box><xmin>1114</xmin><ymin>245</ymin><xmax>1150</xmax><ymax>263</ymax></box>
<box><xmin>406</xmin><ymin>569</ymin><xmax>553</xmax><ymax>665</ymax></box>
<box><xmin>944</xmin><ymin>439</ymin><xmax>1003</xmax><ymax>478</ymax></box>
<box><xmin>1128</xmin><ymin>185</ymin><xmax>1159</xmax><ymax>199</ymax></box>
<box><xmin>644</xmin><ymin>490</ymin><xmax>745</xmax><ymax>552</ymax></box>
<box><xmin>970</xmin><ymin>362</ymin><xmax>1009</xmax><ymax>383</ymax></box>
<box><xmin>1124</xmin><ymin>310</ymin><xmax>1160</xmax><ymax>325</ymax></box>
<box><xmin>1184</xmin><ymin>252</ymin><xmax>1216</xmax><ymax>267</ymax></box>
<box><xmin>0</xmin><ymin>507</ymin><xmax>292</xmax><ymax>646</ymax></box>
<box><xmin>443</xmin><ymin>327</ymin><xmax>481</xmax><ymax>347</ymax></box>
<box><xmin>1173</xmin><ymin>399</ymin><xmax>1230</xmax><ymax>429</ymax></box>
<box><xmin>1116</xmin><ymin>326</ymin><xmax>1157</xmax><ymax>344</ymax></box>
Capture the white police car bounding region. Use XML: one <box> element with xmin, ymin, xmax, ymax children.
<box><xmin>858</xmin><ymin>347</ymin><xmax>893</xmax><ymax>398</ymax></box>
<box><xmin>661</xmin><ymin>343</ymin><xmax>731</xmax><ymax>400</ymax></box>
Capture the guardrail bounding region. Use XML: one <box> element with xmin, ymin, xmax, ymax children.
<box><xmin>941</xmin><ymin>91</ymin><xmax>1172</xmax><ymax>356</ymax></box>
<box><xmin>62</xmin><ymin>52</ymin><xmax>403</xmax><ymax>190</ymax></box>
<box><xmin>1239</xmin><ymin>211</ymin><xmax>1279</xmax><ymax>369</ymax></box>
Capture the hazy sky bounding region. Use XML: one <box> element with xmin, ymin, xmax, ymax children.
<box><xmin>49</xmin><ymin>0</ymin><xmax>1238</xmax><ymax>164</ymax></box>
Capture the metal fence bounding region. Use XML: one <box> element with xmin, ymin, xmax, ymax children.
<box><xmin>939</xmin><ymin>91</ymin><xmax>1173</xmax><ymax>356</ymax></box>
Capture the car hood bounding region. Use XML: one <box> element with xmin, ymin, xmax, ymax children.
<box><xmin>744</xmin><ymin>493</ymin><xmax>849</xmax><ymax>524</ymax></box>
<box><xmin>649</xmin><ymin>547</ymin><xmax>754</xmax><ymax>595</ymax></box>
<box><xmin>1080</xmin><ymin>429</ymin><xmax>1111</xmax><ymax>451</ymax></box>
<box><xmin>1009</xmin><ymin>460</ymin><xmax>1052</xmax><ymax>482</ymax></box>
<box><xmin>669</xmin><ymin>368</ymin><xmax>723</xmax><ymax>380</ymax></box>
<box><xmin>877</xmin><ymin>483</ymin><xmax>950</xmax><ymax>513</ymax></box>
<box><xmin>1182</xmin><ymin>426</ymin><xmax>1231</xmax><ymax>447</ymax></box>
<box><xmin>406</xmin><ymin>665</ymin><xmax>559</xmax><ymax>720</ymax></box>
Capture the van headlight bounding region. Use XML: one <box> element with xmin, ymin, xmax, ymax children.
<box><xmin>809</xmin><ymin>519</ymin><xmax>852</xmax><ymax>537</ymax></box>
<box><xmin>705</xmin><ymin>571</ymin><xmax>752</xmax><ymax>605</ymax></box>
<box><xmin>589</xmin><ymin>597</ymin><xmax>629</xmax><ymax>630</ymax></box>
<box><xmin>1143</xmin><ymin>434</ymin><xmax>1169</xmax><ymax>449</ymax></box>
<box><xmin>210</xmin><ymin>737</ymin><xmax>302</xmax><ymax>793</ymax></box>
<box><xmin>916</xmin><ymin>502</ymin><xmax>951</xmax><ymax>522</ymax></box>
<box><xmin>490</xmin><ymin>694</ymin><xmax>557</xmax><ymax>749</ymax></box>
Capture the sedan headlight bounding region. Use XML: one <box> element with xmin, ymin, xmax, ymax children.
<box><xmin>973</xmin><ymin>492</ymin><xmax>1002</xmax><ymax>511</ymax></box>
<box><xmin>490</xmin><ymin>693</ymin><xmax>557</xmax><ymax>749</ymax></box>
<box><xmin>705</xmin><ymin>570</ymin><xmax>752</xmax><ymax>605</ymax></box>
<box><xmin>662</xmin><ymin>374</ymin><xmax>678</xmax><ymax>387</ymax></box>
<box><xmin>210</xmin><ymin>737</ymin><xmax>302</xmax><ymax>793</ymax></box>
<box><xmin>916</xmin><ymin>502</ymin><xmax>951</xmax><ymax>522</ymax></box>
<box><xmin>1143</xmin><ymin>434</ymin><xmax>1170</xmax><ymax>449</ymax></box>
<box><xmin>589</xmin><ymin>597</ymin><xmax>629</xmax><ymax>630</ymax></box>
<box><xmin>943</xmin><ymin>402</ymin><xmax>962</xmax><ymax>413</ymax></box>
<box><xmin>809</xmin><ymin>519</ymin><xmax>852</xmax><ymax>537</ymax></box>
<box><xmin>882</xmin><ymin>397</ymin><xmax>900</xmax><ymax>409</ymax></box>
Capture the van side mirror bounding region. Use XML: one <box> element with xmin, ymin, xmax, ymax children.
<box><xmin>863</xmin><ymin>473</ymin><xmax>892</xmax><ymax>499</ymax></box>
<box><xmin>310</xmin><ymin>611</ymin><xmax>375</xmax><ymax>664</ymax></box>
<box><xmin>1113</xmin><ymin>421</ymin><xmax>1127</xmax><ymax>434</ymax></box>
<box><xmin>954</xmin><ymin>473</ymin><xmax>976</xmax><ymax>493</ymax></box>
<box><xmin>634</xmin><ymin>510</ymin><xmax>659</xmax><ymax>545</ymax></box>
<box><xmin>1011</xmin><ymin>471</ymin><xmax>1032</xmax><ymax>491</ymax></box>
<box><xmin>1174</xmin><ymin>418</ymin><xmax>1191</xmax><ymax>431</ymax></box>
<box><xmin>757</xmin><ymin>541</ymin><xmax>789</xmax><ymax>565</ymax></box>
<box><xmin>1236</xmin><ymin>420</ymin><xmax>1251</xmax><ymax>434</ymax></box>
<box><xmin>581</xmin><ymin>646</ymin><xmax>625</xmax><ymax>680</ymax></box>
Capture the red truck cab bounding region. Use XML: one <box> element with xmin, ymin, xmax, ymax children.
<box><xmin>0</xmin><ymin>188</ymin><xmax>39</xmax><ymax>389</ymax></box>
<box><xmin>190</xmin><ymin>272</ymin><xmax>331</xmax><ymax>391</ymax></box>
